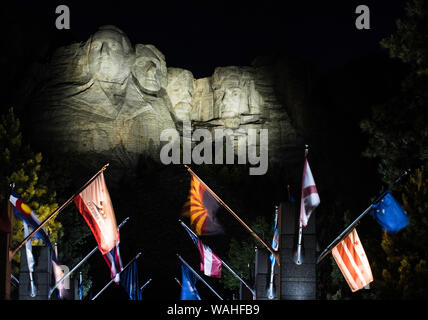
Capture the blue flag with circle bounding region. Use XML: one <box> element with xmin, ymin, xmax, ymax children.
<box><xmin>370</xmin><ymin>190</ymin><xmax>409</xmax><ymax>233</ymax></box>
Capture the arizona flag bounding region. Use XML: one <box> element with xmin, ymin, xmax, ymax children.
<box><xmin>74</xmin><ymin>172</ymin><xmax>123</xmax><ymax>282</ymax></box>
<box><xmin>332</xmin><ymin>228</ymin><xmax>373</xmax><ymax>292</ymax></box>
<box><xmin>299</xmin><ymin>157</ymin><xmax>320</xmax><ymax>227</ymax></box>
<box><xmin>182</xmin><ymin>174</ymin><xmax>223</xmax><ymax>236</ymax></box>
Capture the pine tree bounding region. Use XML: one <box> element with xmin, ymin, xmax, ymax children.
<box><xmin>0</xmin><ymin>107</ymin><xmax>62</xmax><ymax>273</ymax></box>
<box><xmin>360</xmin><ymin>0</ymin><xmax>428</xmax><ymax>298</ymax></box>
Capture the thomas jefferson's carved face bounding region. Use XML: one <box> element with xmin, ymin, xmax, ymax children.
<box><xmin>132</xmin><ymin>44</ymin><xmax>167</xmax><ymax>94</ymax></box>
<box><xmin>88</xmin><ymin>29</ymin><xmax>132</xmax><ymax>83</ymax></box>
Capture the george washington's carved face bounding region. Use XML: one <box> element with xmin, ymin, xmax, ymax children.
<box><xmin>88</xmin><ymin>27</ymin><xmax>133</xmax><ymax>83</ymax></box>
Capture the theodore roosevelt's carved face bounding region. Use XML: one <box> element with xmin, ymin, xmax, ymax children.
<box><xmin>88</xmin><ymin>26</ymin><xmax>133</xmax><ymax>83</ymax></box>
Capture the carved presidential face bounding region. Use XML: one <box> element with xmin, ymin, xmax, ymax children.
<box><xmin>167</xmin><ymin>68</ymin><xmax>194</xmax><ymax>121</ymax></box>
<box><xmin>132</xmin><ymin>44</ymin><xmax>167</xmax><ymax>94</ymax></box>
<box><xmin>213</xmin><ymin>70</ymin><xmax>250</xmax><ymax>119</ymax></box>
<box><xmin>88</xmin><ymin>27</ymin><xmax>133</xmax><ymax>83</ymax></box>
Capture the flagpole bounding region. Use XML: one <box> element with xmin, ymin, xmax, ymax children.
<box><xmin>10</xmin><ymin>163</ymin><xmax>110</xmax><ymax>260</ymax></box>
<box><xmin>140</xmin><ymin>278</ymin><xmax>152</xmax><ymax>291</ymax></box>
<box><xmin>48</xmin><ymin>216</ymin><xmax>130</xmax><ymax>299</ymax></box>
<box><xmin>174</xmin><ymin>277</ymin><xmax>182</xmax><ymax>288</ymax></box>
<box><xmin>316</xmin><ymin>169</ymin><xmax>411</xmax><ymax>264</ymax></box>
<box><xmin>179</xmin><ymin>219</ymin><xmax>255</xmax><ymax>297</ymax></box>
<box><xmin>294</xmin><ymin>146</ymin><xmax>308</xmax><ymax>265</ymax></box>
<box><xmin>92</xmin><ymin>251</ymin><xmax>142</xmax><ymax>300</ymax></box>
<box><xmin>184</xmin><ymin>165</ymin><xmax>279</xmax><ymax>265</ymax></box>
<box><xmin>177</xmin><ymin>254</ymin><xmax>223</xmax><ymax>300</ymax></box>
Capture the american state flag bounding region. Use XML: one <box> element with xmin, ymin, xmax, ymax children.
<box><xmin>332</xmin><ymin>228</ymin><xmax>373</xmax><ymax>292</ymax></box>
<box><xmin>182</xmin><ymin>174</ymin><xmax>223</xmax><ymax>236</ymax></box>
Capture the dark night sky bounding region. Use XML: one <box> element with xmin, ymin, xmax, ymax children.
<box><xmin>5</xmin><ymin>0</ymin><xmax>404</xmax><ymax>78</ymax></box>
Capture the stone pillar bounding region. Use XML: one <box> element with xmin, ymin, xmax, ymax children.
<box><xmin>19</xmin><ymin>245</ymin><xmax>52</xmax><ymax>300</ymax></box>
<box><xmin>280</xmin><ymin>202</ymin><xmax>316</xmax><ymax>300</ymax></box>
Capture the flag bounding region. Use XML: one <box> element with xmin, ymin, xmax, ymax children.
<box><xmin>269</xmin><ymin>208</ymin><xmax>279</xmax><ymax>267</ymax></box>
<box><xmin>182</xmin><ymin>174</ymin><xmax>223</xmax><ymax>236</ymax></box>
<box><xmin>103</xmin><ymin>243</ymin><xmax>123</xmax><ymax>283</ymax></box>
<box><xmin>182</xmin><ymin>222</ymin><xmax>222</xmax><ymax>278</ymax></box>
<box><xmin>10</xmin><ymin>192</ymin><xmax>66</xmax><ymax>297</ymax></box>
<box><xmin>23</xmin><ymin>221</ymin><xmax>37</xmax><ymax>297</ymax></box>
<box><xmin>73</xmin><ymin>172</ymin><xmax>123</xmax><ymax>282</ymax></box>
<box><xmin>120</xmin><ymin>260</ymin><xmax>142</xmax><ymax>300</ymax></box>
<box><xmin>9</xmin><ymin>192</ymin><xmax>58</xmax><ymax>263</ymax></box>
<box><xmin>268</xmin><ymin>208</ymin><xmax>279</xmax><ymax>299</ymax></box>
<box><xmin>370</xmin><ymin>191</ymin><xmax>409</xmax><ymax>233</ymax></box>
<box><xmin>180</xmin><ymin>263</ymin><xmax>201</xmax><ymax>300</ymax></box>
<box><xmin>332</xmin><ymin>228</ymin><xmax>373</xmax><ymax>292</ymax></box>
<box><xmin>0</xmin><ymin>205</ymin><xmax>11</xmax><ymax>233</ymax></box>
<box><xmin>52</xmin><ymin>244</ymin><xmax>67</xmax><ymax>299</ymax></box>
<box><xmin>197</xmin><ymin>241</ymin><xmax>222</xmax><ymax>278</ymax></box>
<box><xmin>299</xmin><ymin>157</ymin><xmax>320</xmax><ymax>227</ymax></box>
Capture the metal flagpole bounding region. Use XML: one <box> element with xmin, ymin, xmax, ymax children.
<box><xmin>174</xmin><ymin>277</ymin><xmax>182</xmax><ymax>288</ymax></box>
<box><xmin>316</xmin><ymin>169</ymin><xmax>411</xmax><ymax>264</ymax></box>
<box><xmin>48</xmin><ymin>216</ymin><xmax>130</xmax><ymax>299</ymax></box>
<box><xmin>11</xmin><ymin>163</ymin><xmax>110</xmax><ymax>260</ymax></box>
<box><xmin>92</xmin><ymin>251</ymin><xmax>142</xmax><ymax>300</ymax></box>
<box><xmin>140</xmin><ymin>278</ymin><xmax>152</xmax><ymax>291</ymax></box>
<box><xmin>184</xmin><ymin>165</ymin><xmax>279</xmax><ymax>265</ymax></box>
<box><xmin>177</xmin><ymin>254</ymin><xmax>223</xmax><ymax>300</ymax></box>
<box><xmin>179</xmin><ymin>219</ymin><xmax>255</xmax><ymax>297</ymax></box>
<box><xmin>293</xmin><ymin>146</ymin><xmax>308</xmax><ymax>265</ymax></box>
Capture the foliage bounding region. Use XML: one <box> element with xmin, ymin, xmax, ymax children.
<box><xmin>0</xmin><ymin>107</ymin><xmax>62</xmax><ymax>273</ymax></box>
<box><xmin>360</xmin><ymin>0</ymin><xmax>428</xmax><ymax>299</ymax></box>
<box><xmin>361</xmin><ymin>0</ymin><xmax>428</xmax><ymax>186</ymax></box>
<box><xmin>373</xmin><ymin>168</ymin><xmax>428</xmax><ymax>299</ymax></box>
<box><xmin>220</xmin><ymin>215</ymin><xmax>272</xmax><ymax>291</ymax></box>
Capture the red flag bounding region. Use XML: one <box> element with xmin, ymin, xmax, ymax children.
<box><xmin>299</xmin><ymin>157</ymin><xmax>320</xmax><ymax>227</ymax></box>
<box><xmin>332</xmin><ymin>228</ymin><xmax>373</xmax><ymax>292</ymax></box>
<box><xmin>74</xmin><ymin>172</ymin><xmax>123</xmax><ymax>281</ymax></box>
<box><xmin>182</xmin><ymin>174</ymin><xmax>223</xmax><ymax>236</ymax></box>
<box><xmin>197</xmin><ymin>240</ymin><xmax>222</xmax><ymax>278</ymax></box>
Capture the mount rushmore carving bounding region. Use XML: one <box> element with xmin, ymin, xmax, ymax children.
<box><xmin>30</xmin><ymin>25</ymin><xmax>304</xmax><ymax>169</ymax></box>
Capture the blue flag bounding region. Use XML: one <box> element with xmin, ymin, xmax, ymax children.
<box><xmin>120</xmin><ymin>261</ymin><xmax>142</xmax><ymax>300</ymax></box>
<box><xmin>180</xmin><ymin>263</ymin><xmax>201</xmax><ymax>300</ymax></box>
<box><xmin>371</xmin><ymin>191</ymin><xmax>409</xmax><ymax>233</ymax></box>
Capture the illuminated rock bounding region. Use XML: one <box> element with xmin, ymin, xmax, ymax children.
<box><xmin>31</xmin><ymin>25</ymin><xmax>303</xmax><ymax>168</ymax></box>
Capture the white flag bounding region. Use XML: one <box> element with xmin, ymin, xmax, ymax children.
<box><xmin>299</xmin><ymin>157</ymin><xmax>320</xmax><ymax>227</ymax></box>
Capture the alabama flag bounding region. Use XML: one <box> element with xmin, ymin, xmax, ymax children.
<box><xmin>332</xmin><ymin>228</ymin><xmax>373</xmax><ymax>292</ymax></box>
<box><xmin>74</xmin><ymin>172</ymin><xmax>123</xmax><ymax>282</ymax></box>
<box><xmin>197</xmin><ymin>240</ymin><xmax>222</xmax><ymax>278</ymax></box>
<box><xmin>299</xmin><ymin>157</ymin><xmax>320</xmax><ymax>227</ymax></box>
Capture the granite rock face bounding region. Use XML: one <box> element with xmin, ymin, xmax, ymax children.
<box><xmin>31</xmin><ymin>25</ymin><xmax>304</xmax><ymax>169</ymax></box>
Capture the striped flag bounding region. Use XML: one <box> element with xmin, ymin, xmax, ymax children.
<box><xmin>299</xmin><ymin>157</ymin><xmax>320</xmax><ymax>227</ymax></box>
<box><xmin>182</xmin><ymin>222</ymin><xmax>222</xmax><ymax>278</ymax></box>
<box><xmin>182</xmin><ymin>174</ymin><xmax>223</xmax><ymax>236</ymax></box>
<box><xmin>197</xmin><ymin>241</ymin><xmax>222</xmax><ymax>278</ymax></box>
<box><xmin>332</xmin><ymin>228</ymin><xmax>373</xmax><ymax>292</ymax></box>
<box><xmin>73</xmin><ymin>172</ymin><xmax>123</xmax><ymax>283</ymax></box>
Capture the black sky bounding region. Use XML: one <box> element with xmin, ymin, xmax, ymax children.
<box><xmin>6</xmin><ymin>0</ymin><xmax>405</xmax><ymax>78</ymax></box>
